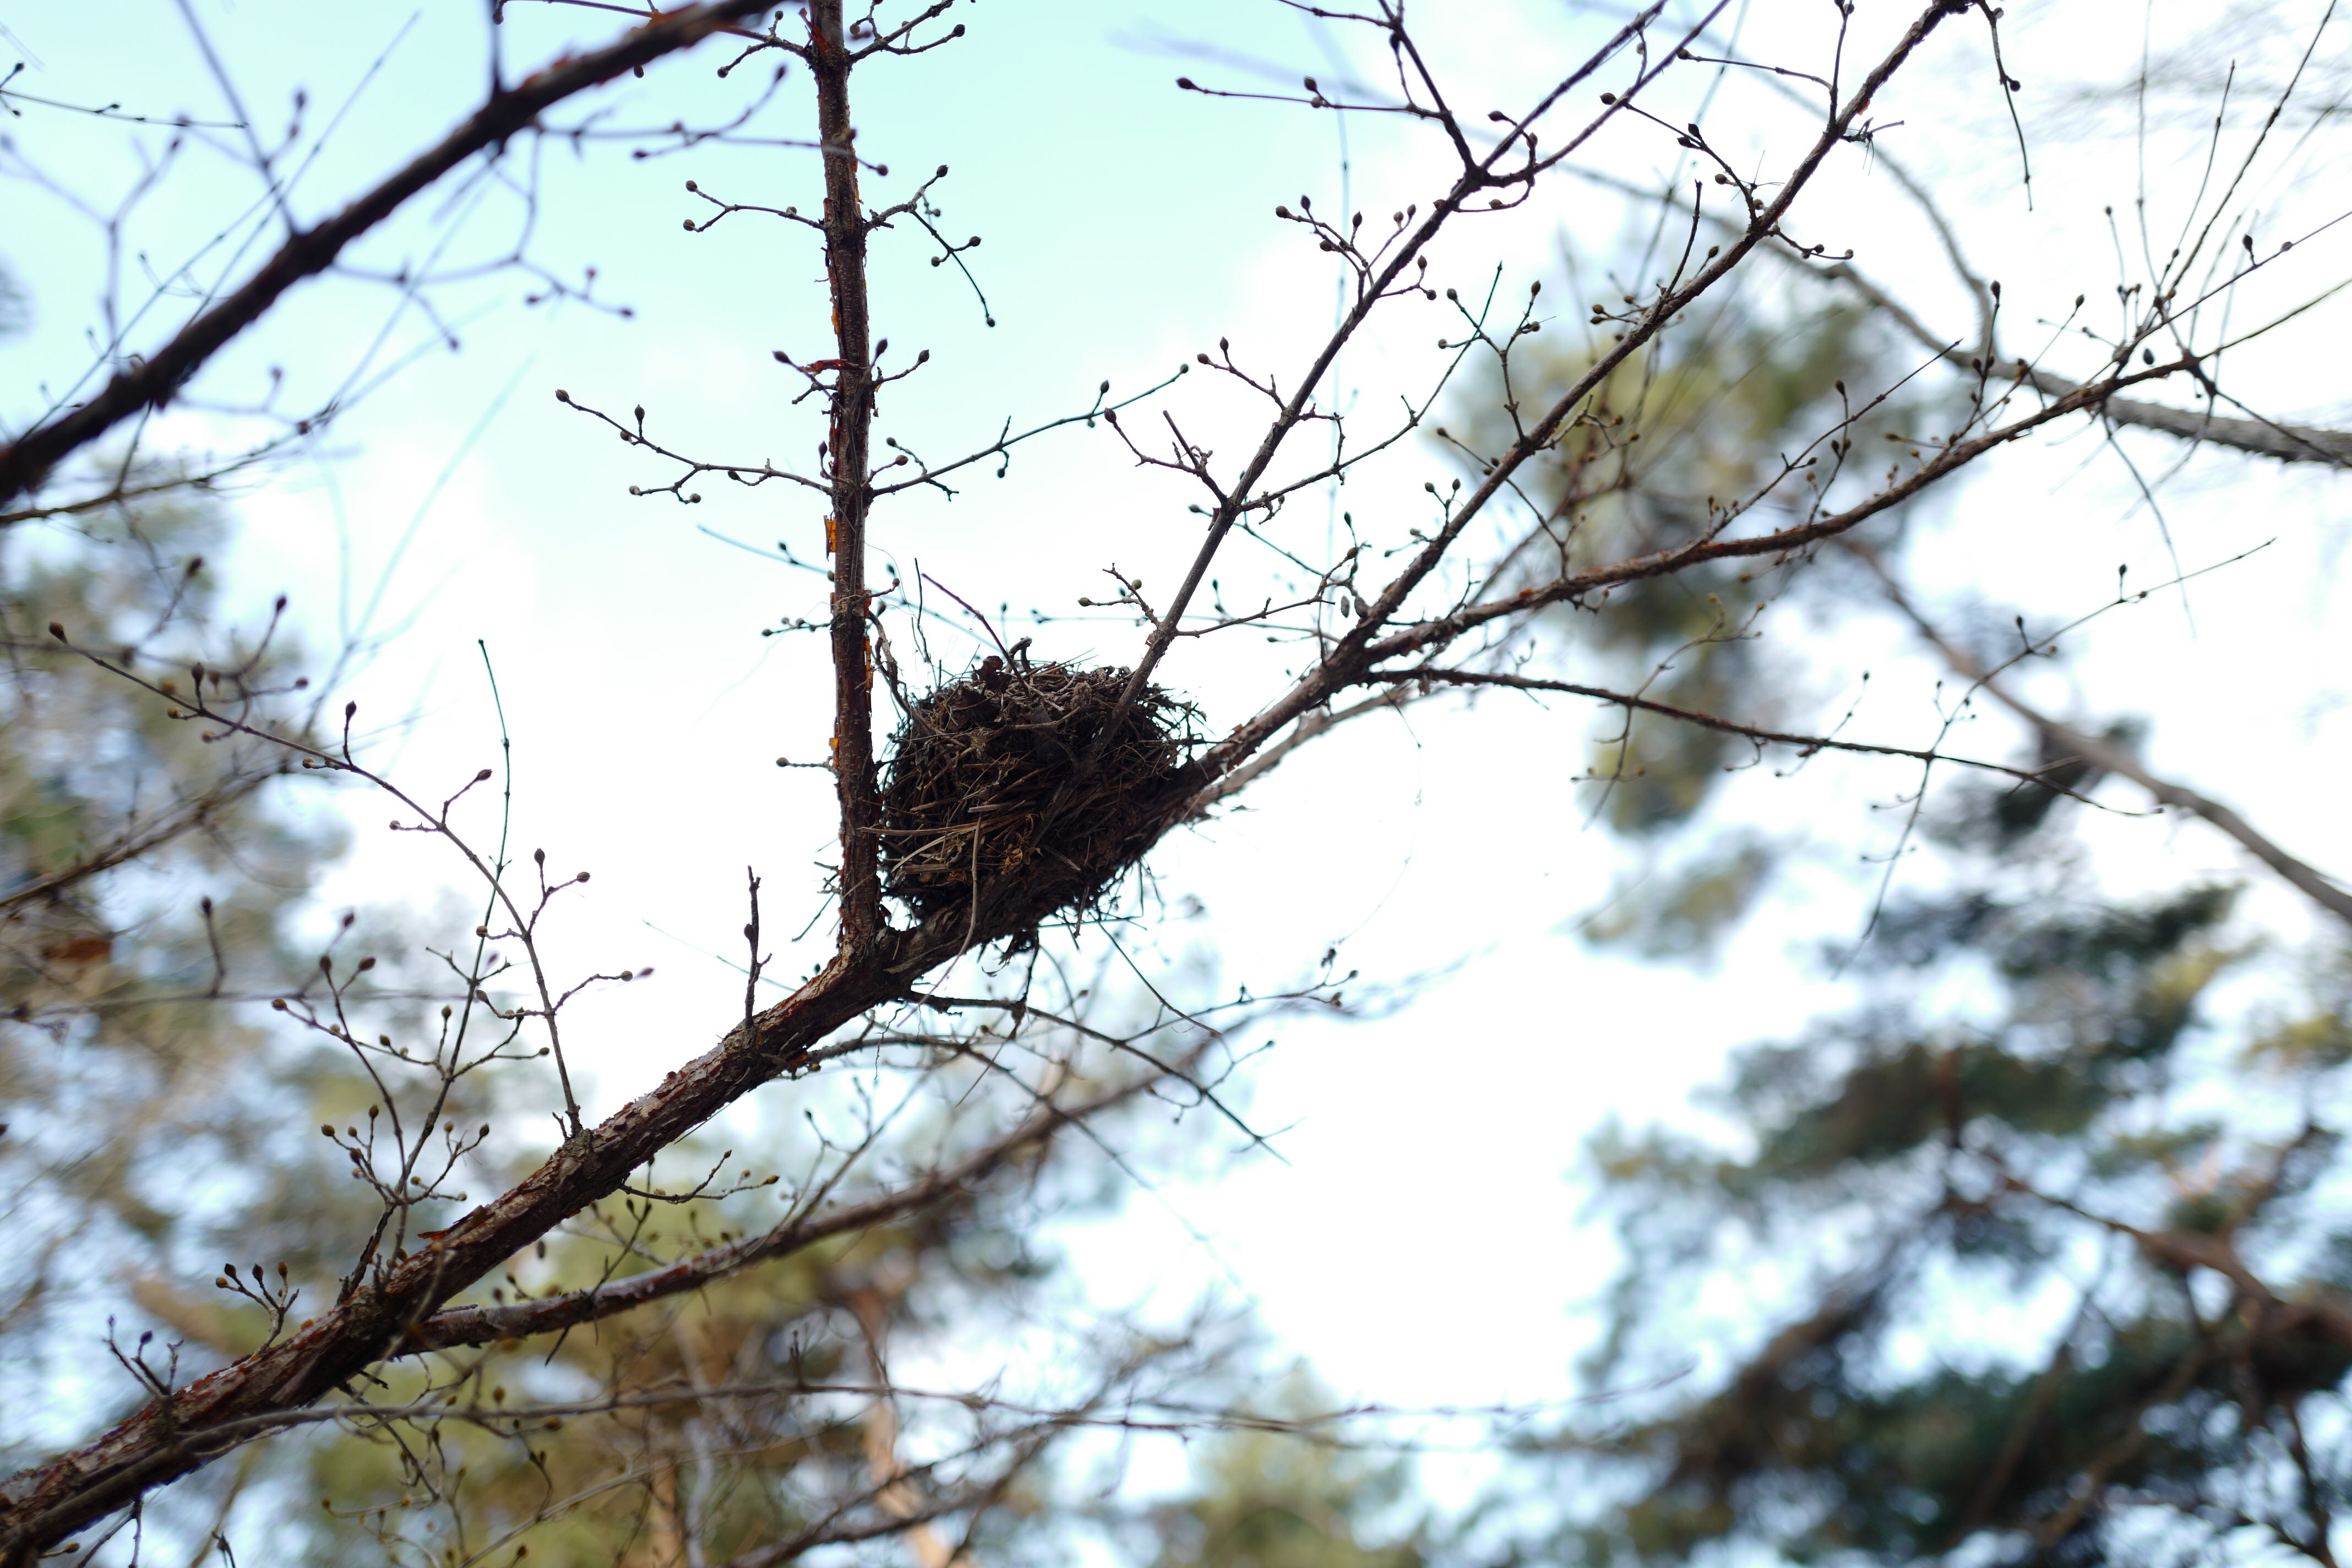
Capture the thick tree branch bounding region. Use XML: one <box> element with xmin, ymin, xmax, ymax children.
<box><xmin>2002</xmin><ymin>1174</ymin><xmax>2352</xmax><ymax>1354</ymax></box>
<box><xmin>411</xmin><ymin>1066</ymin><xmax>1160</xmax><ymax>1351</ymax></box>
<box><xmin>809</xmin><ymin>0</ymin><xmax>884</xmax><ymax>952</ymax></box>
<box><xmin>0</xmin><ymin>864</ymin><xmax>1106</xmax><ymax>1564</ymax></box>
<box><xmin>2023</xmin><ymin>369</ymin><xmax>2352</xmax><ymax>467</ymax></box>
<box><xmin>0</xmin><ymin>946</ymin><xmax>899</xmax><ymax>1560</ymax></box>
<box><xmin>4</xmin><ymin>20</ymin><xmax>931</xmax><ymax>1534</ymax></box>
<box><xmin>0</xmin><ymin>0</ymin><xmax>780</xmax><ymax>510</ymax></box>
<box><xmin>1817</xmin><ymin>247</ymin><xmax>2352</xmax><ymax>468</ymax></box>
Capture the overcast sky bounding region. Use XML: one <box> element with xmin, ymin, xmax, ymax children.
<box><xmin>5</xmin><ymin>0</ymin><xmax>2349</xmax><ymax>1505</ymax></box>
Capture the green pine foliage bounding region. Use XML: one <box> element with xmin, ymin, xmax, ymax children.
<box><xmin>1147</xmin><ymin>1374</ymin><xmax>1429</xmax><ymax>1568</ymax></box>
<box><xmin>1546</xmin><ymin>870</ymin><xmax>2352</xmax><ymax>1566</ymax></box>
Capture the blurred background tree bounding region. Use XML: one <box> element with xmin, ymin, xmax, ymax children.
<box><xmin>1547</xmin><ymin>870</ymin><xmax>2352</xmax><ymax>1565</ymax></box>
<box><xmin>1</xmin><ymin>475</ymin><xmax>341</xmax><ymax>1439</ymax></box>
<box><xmin>1410</xmin><ymin>129</ymin><xmax>2352</xmax><ymax>1560</ymax></box>
<box><xmin>1140</xmin><ymin>1373</ymin><xmax>1429</xmax><ymax>1568</ymax></box>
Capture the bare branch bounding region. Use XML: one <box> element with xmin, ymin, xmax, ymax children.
<box><xmin>0</xmin><ymin>0</ymin><xmax>783</xmax><ymax>509</ymax></box>
<box><xmin>410</xmin><ymin>1065</ymin><xmax>1161</xmax><ymax>1352</ymax></box>
<box><xmin>1854</xmin><ymin>545</ymin><xmax>2352</xmax><ymax>929</ymax></box>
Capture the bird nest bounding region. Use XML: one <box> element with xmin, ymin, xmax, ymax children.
<box><xmin>879</xmin><ymin>657</ymin><xmax>1199</xmax><ymax>927</ymax></box>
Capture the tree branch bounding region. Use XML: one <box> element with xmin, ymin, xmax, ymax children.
<box><xmin>0</xmin><ymin>0</ymin><xmax>782</xmax><ymax>509</ymax></box>
<box><xmin>410</xmin><ymin>1066</ymin><xmax>1160</xmax><ymax>1351</ymax></box>
<box><xmin>1196</xmin><ymin>0</ymin><xmax>1972</xmax><ymax>787</ymax></box>
<box><xmin>1566</xmin><ymin>162</ymin><xmax>2352</xmax><ymax>470</ymax></box>
<box><xmin>1362</xmin><ymin>666</ymin><xmax>2105</xmax><ymax>793</ymax></box>
<box><xmin>0</xmin><ymin>950</ymin><xmax>898</xmax><ymax>1561</ymax></box>
<box><xmin>1854</xmin><ymin>546</ymin><xmax>2352</xmax><ymax>930</ymax></box>
<box><xmin>809</xmin><ymin>0</ymin><xmax>884</xmax><ymax>954</ymax></box>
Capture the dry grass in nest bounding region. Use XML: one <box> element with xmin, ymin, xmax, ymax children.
<box><xmin>879</xmin><ymin>658</ymin><xmax>1200</xmax><ymax>927</ymax></box>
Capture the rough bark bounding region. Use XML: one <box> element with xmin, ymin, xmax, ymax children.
<box><xmin>810</xmin><ymin>0</ymin><xmax>884</xmax><ymax>951</ymax></box>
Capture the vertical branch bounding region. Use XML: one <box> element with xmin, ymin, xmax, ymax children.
<box><xmin>810</xmin><ymin>0</ymin><xmax>882</xmax><ymax>951</ymax></box>
<box><xmin>744</xmin><ymin>867</ymin><xmax>766</xmax><ymax>1036</ymax></box>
